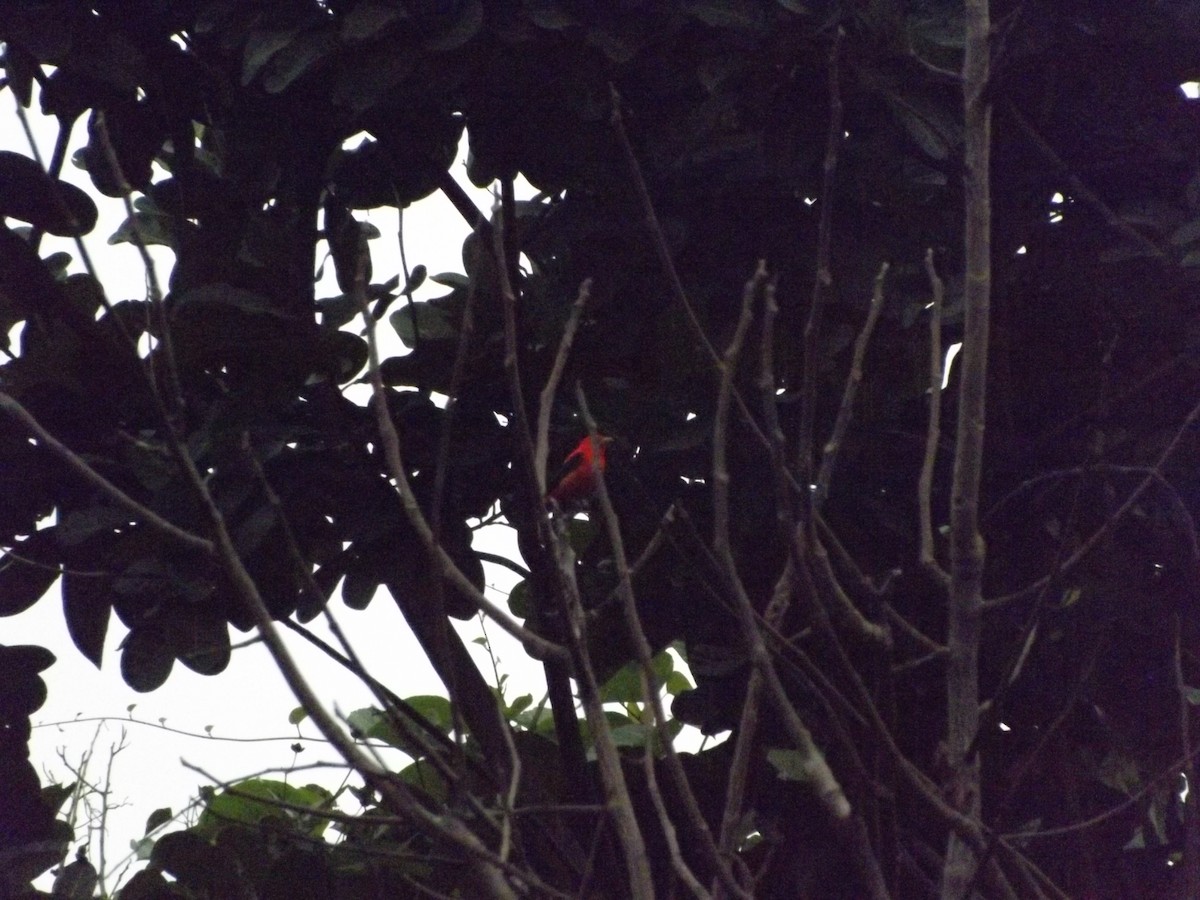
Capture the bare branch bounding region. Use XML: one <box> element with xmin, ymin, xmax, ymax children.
<box><xmin>354</xmin><ymin>242</ymin><xmax>568</xmax><ymax>662</ymax></box>
<box><xmin>609</xmin><ymin>85</ymin><xmax>783</xmax><ymax>475</ymax></box>
<box><xmin>639</xmin><ymin>680</ymin><xmax>712</xmax><ymax>900</ymax></box>
<box><xmin>919</xmin><ymin>250</ymin><xmax>951</xmax><ymax>587</ymax></box>
<box><xmin>546</xmin><ymin>505</ymin><xmax>656</xmax><ymax>898</ymax></box>
<box><xmin>815</xmin><ymin>260</ymin><xmax>889</xmax><ymax>503</ymax></box>
<box><xmin>536</xmin><ymin>279</ymin><xmax>592</xmax><ymax>495</ymax></box>
<box><xmin>244</xmin><ymin>441</ymin><xmax>494</xmax><ymax>805</ymax></box>
<box><xmin>1175</xmin><ymin>614</ymin><xmax>1200</xmax><ymax>894</ymax></box>
<box><xmin>942</xmin><ymin>0</ymin><xmax>993</xmax><ymax>892</ymax></box>
<box><xmin>985</xmin><ymin>396</ymin><xmax>1200</xmax><ymax>611</ymax></box>
<box><xmin>713</xmin><ymin>263</ymin><xmax>766</xmax><ymax>554</ymax></box>
<box><xmin>92</xmin><ymin>111</ymin><xmax>185</xmax><ymax>418</ymax></box>
<box><xmin>798</xmin><ymin>27</ymin><xmax>846</xmax><ymax>493</ymax></box>
<box><xmin>808</xmin><ymin>531</ymin><xmax>891</xmax><ymax>648</ymax></box>
<box><xmin>175</xmin><ymin>402</ymin><xmax>520</xmax><ymax>898</ymax></box>
<box><xmin>577</xmin><ymin>385</ymin><xmax>747</xmax><ymax>900</ymax></box>
<box><xmin>0</xmin><ymin>392</ymin><xmax>213</xmax><ymax>554</ymax></box>
<box><xmin>710</xmin><ymin>265</ymin><xmax>887</xmax><ymax>897</ymax></box>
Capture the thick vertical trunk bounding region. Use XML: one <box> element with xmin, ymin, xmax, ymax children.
<box><xmin>942</xmin><ymin>0</ymin><xmax>992</xmax><ymax>896</ymax></box>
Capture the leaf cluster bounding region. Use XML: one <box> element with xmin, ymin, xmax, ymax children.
<box><xmin>2</xmin><ymin>1</ymin><xmax>1200</xmax><ymax>896</ymax></box>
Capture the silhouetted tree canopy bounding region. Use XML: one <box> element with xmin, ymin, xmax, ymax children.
<box><xmin>2</xmin><ymin>1</ymin><xmax>1200</xmax><ymax>897</ymax></box>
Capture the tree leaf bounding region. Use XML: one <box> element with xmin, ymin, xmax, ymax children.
<box><xmin>62</xmin><ymin>570</ymin><xmax>111</xmax><ymax>668</ymax></box>
<box><xmin>422</xmin><ymin>0</ymin><xmax>483</xmax><ymax>52</ymax></box>
<box><xmin>681</xmin><ymin>0</ymin><xmax>768</xmax><ymax>32</ymax></box>
<box><xmin>0</xmin><ymin>531</ymin><xmax>61</xmax><ymax>616</ymax></box>
<box><xmin>263</xmin><ymin>28</ymin><xmax>336</xmax><ymax>94</ymax></box>
<box><xmin>144</xmin><ymin>807</ymin><xmax>174</xmax><ymax>835</ymax></box>
<box><xmin>340</xmin><ymin>0</ymin><xmax>406</xmax><ymax>42</ymax></box>
<box><xmin>766</xmin><ymin>748</ymin><xmax>819</xmax><ymax>783</ymax></box>
<box><xmin>107</xmin><ymin>210</ymin><xmax>175</xmax><ymax>248</ymax></box>
<box><xmin>341</xmin><ymin>569</ymin><xmax>378</xmax><ymax>610</ymax></box>
<box><xmin>600</xmin><ymin>662</ymin><xmax>645</xmax><ymax>704</ymax></box>
<box><xmin>172</xmin><ymin>611</ymin><xmax>231</xmax><ymax>676</ymax></box>
<box><xmin>507</xmin><ymin>579</ymin><xmax>529</xmax><ymax>618</ymax></box>
<box><xmin>390</xmin><ymin>301</ymin><xmax>458</xmax><ymax>348</ymax></box>
<box><xmin>120</xmin><ymin>626</ymin><xmax>174</xmax><ymax>692</ymax></box>
<box><xmin>242</xmin><ymin>25</ymin><xmax>304</xmax><ymax>86</ymax></box>
<box><xmin>0</xmin><ymin>150</ymin><xmax>98</xmax><ymax>236</ymax></box>
<box><xmin>405</xmin><ymin>694</ymin><xmax>454</xmax><ymax>733</ymax></box>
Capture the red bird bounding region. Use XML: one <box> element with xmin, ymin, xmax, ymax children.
<box><xmin>545</xmin><ymin>435</ymin><xmax>612</xmax><ymax>507</ymax></box>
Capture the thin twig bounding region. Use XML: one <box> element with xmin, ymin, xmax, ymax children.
<box><xmin>985</xmin><ymin>395</ymin><xmax>1200</xmax><ymax>611</ymax></box>
<box><xmin>535</xmin><ymin>279</ymin><xmax>592</xmax><ymax>494</ymax></box>
<box><xmin>815</xmin><ymin>260</ymin><xmax>889</xmax><ymax>503</ymax></box>
<box><xmin>1175</xmin><ymin>614</ymin><xmax>1200</xmax><ymax>895</ymax></box>
<box><xmin>808</xmin><ymin>532</ymin><xmax>891</xmax><ymax>647</ymax></box>
<box><xmin>578</xmin><ymin>386</ymin><xmax>746</xmax><ymax>900</ymax></box>
<box><xmin>711</xmin><ymin>265</ymin><xmax>886</xmax><ymax>897</ymax></box>
<box><xmin>757</xmin><ymin>278</ymin><xmax>795</xmax><ymax>536</ymax></box>
<box><xmin>712</xmin><ymin>264</ymin><xmax>766</xmax><ymax>555</ymax></box>
<box><xmin>491</xmin><ymin>196</ymin><xmax>540</xmax><ymax>512</ymax></box>
<box><xmin>427</xmin><ymin>227</ymin><xmax>479</xmax><ymax>553</ymax></box>
<box><xmin>475</xmin><ymin>550</ymin><xmax>531</xmax><ymax>580</ymax></box>
<box><xmin>919</xmin><ymin>250</ymin><xmax>950</xmax><ymax>587</ymax></box>
<box><xmin>547</xmin><ymin>500</ymin><xmax>656</xmax><ymax>898</ymax></box>
<box><xmin>0</xmin><ymin>392</ymin><xmax>213</xmax><ymax>554</ymax></box>
<box><xmin>639</xmin><ymin>695</ymin><xmax>711</xmax><ymax>900</ymax></box>
<box><xmin>883</xmin><ymin>605</ymin><xmax>947</xmax><ymax>658</ymax></box>
<box><xmin>181</xmin><ymin>414</ymin><xmax>520</xmax><ymax>897</ymax></box>
<box><xmin>1002</xmin><ymin>744</ymin><xmax>1200</xmax><ymax>842</ymax></box>
<box><xmin>355</xmin><ymin>266</ymin><xmax>568</xmax><ymax>661</ymax></box>
<box><xmin>712</xmin><ymin>266</ymin><xmax>773</xmax><ymax>895</ymax></box>
<box><xmin>244</xmin><ymin>443</ymin><xmax>488</xmax><ymax>802</ymax></box>
<box><xmin>92</xmin><ymin>111</ymin><xmax>185</xmax><ymax>418</ymax></box>
<box><xmin>12</xmin><ymin>100</ymin><xmax>106</xmax><ymax>304</ymax></box>
<box><xmin>277</xmin><ymin>617</ymin><xmax>477</xmax><ymax>780</ymax></box>
<box><xmin>1006</xmin><ymin>101</ymin><xmax>1165</xmax><ymax>261</ymax></box>
<box><xmin>28</xmin><ymin>114</ymin><xmax>74</xmax><ymax>254</ymax></box>
<box><xmin>798</xmin><ymin>27</ymin><xmax>846</xmax><ymax>496</ymax></box>
<box><xmin>608</xmin><ymin>86</ymin><xmax>783</xmax><ymax>478</ymax></box>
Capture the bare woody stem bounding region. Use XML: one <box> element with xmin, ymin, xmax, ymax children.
<box><xmin>536</xmin><ymin>279</ymin><xmax>592</xmax><ymax>494</ymax></box>
<box><xmin>920</xmin><ymin>250</ymin><xmax>951</xmax><ymax>587</ymax></box>
<box><xmin>0</xmin><ymin>392</ymin><xmax>213</xmax><ymax>554</ymax></box>
<box><xmin>354</xmin><ymin>232</ymin><xmax>567</xmax><ymax>663</ymax></box>
<box><xmin>814</xmin><ymin>261</ymin><xmax>888</xmax><ymax>504</ymax></box>
<box><xmin>546</xmin><ymin>503</ymin><xmax>656</xmax><ymax>899</ymax></box>
<box><xmin>577</xmin><ymin>385</ymin><xmax>748</xmax><ymax>900</ymax></box>
<box><xmin>798</xmin><ymin>27</ymin><xmax>845</xmax><ymax>494</ymax></box>
<box><xmin>942</xmin><ymin>0</ymin><xmax>992</xmax><ymax>894</ymax></box>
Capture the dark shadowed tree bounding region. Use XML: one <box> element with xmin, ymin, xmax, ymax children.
<box><xmin>2</xmin><ymin>1</ymin><xmax>1200</xmax><ymax>897</ymax></box>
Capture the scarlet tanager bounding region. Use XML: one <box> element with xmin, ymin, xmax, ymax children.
<box><xmin>545</xmin><ymin>435</ymin><xmax>613</xmax><ymax>507</ymax></box>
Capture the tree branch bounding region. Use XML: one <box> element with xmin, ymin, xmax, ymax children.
<box><xmin>919</xmin><ymin>250</ymin><xmax>951</xmax><ymax>587</ymax></box>
<box><xmin>942</xmin><ymin>0</ymin><xmax>992</xmax><ymax>893</ymax></box>
<box><xmin>798</xmin><ymin>27</ymin><xmax>846</xmax><ymax>496</ymax></box>
<box><xmin>0</xmin><ymin>392</ymin><xmax>213</xmax><ymax>554</ymax></box>
<box><xmin>536</xmin><ymin>279</ymin><xmax>592</xmax><ymax>495</ymax></box>
<box><xmin>578</xmin><ymin>385</ymin><xmax>747</xmax><ymax>900</ymax></box>
<box><xmin>815</xmin><ymin>260</ymin><xmax>889</xmax><ymax>502</ymax></box>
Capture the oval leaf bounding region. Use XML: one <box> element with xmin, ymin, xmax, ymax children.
<box><xmin>120</xmin><ymin>626</ymin><xmax>174</xmax><ymax>692</ymax></box>
<box><xmin>62</xmin><ymin>571</ymin><xmax>112</xmax><ymax>668</ymax></box>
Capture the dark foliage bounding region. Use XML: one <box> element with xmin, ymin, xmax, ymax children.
<box><xmin>1</xmin><ymin>1</ymin><xmax>1199</xmax><ymax>896</ymax></box>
